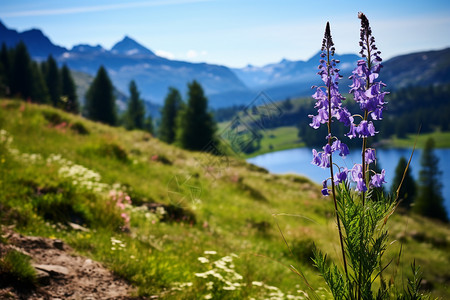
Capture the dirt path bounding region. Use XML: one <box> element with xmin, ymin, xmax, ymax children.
<box><xmin>0</xmin><ymin>228</ymin><xmax>140</xmax><ymax>299</ymax></box>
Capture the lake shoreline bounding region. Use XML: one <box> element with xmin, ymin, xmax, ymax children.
<box><xmin>248</xmin><ymin>147</ymin><xmax>450</xmax><ymax>218</ymax></box>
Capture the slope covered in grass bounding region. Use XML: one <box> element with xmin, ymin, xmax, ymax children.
<box><xmin>0</xmin><ymin>99</ymin><xmax>449</xmax><ymax>299</ymax></box>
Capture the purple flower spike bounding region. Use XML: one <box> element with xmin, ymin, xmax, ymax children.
<box><xmin>349</xmin><ymin>12</ymin><xmax>387</xmax><ymax>138</ymax></box>
<box><xmin>370</xmin><ymin>169</ymin><xmax>386</xmax><ymax>188</ymax></box>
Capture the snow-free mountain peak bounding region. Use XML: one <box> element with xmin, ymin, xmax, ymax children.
<box><xmin>110</xmin><ymin>36</ymin><xmax>155</xmax><ymax>56</ymax></box>
<box><xmin>71</xmin><ymin>44</ymin><xmax>106</xmax><ymax>54</ymax></box>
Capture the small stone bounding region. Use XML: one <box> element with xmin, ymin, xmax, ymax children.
<box><xmin>35</xmin><ymin>269</ymin><xmax>50</xmax><ymax>286</ymax></box>
<box><xmin>33</xmin><ymin>264</ymin><xmax>69</xmax><ymax>276</ymax></box>
<box><xmin>67</xmin><ymin>222</ymin><xmax>90</xmax><ymax>232</ymax></box>
<box><xmin>53</xmin><ymin>239</ymin><xmax>64</xmax><ymax>250</ymax></box>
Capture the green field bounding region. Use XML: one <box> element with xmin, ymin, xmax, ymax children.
<box><xmin>218</xmin><ymin>120</ymin><xmax>450</xmax><ymax>159</ymax></box>
<box><xmin>1</xmin><ymin>99</ymin><xmax>449</xmax><ymax>299</ymax></box>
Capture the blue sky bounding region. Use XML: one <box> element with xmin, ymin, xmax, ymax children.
<box><xmin>1</xmin><ymin>0</ymin><xmax>450</xmax><ymax>68</ymax></box>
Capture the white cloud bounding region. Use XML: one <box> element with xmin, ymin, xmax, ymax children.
<box><xmin>155</xmin><ymin>49</ymin><xmax>175</xmax><ymax>60</ymax></box>
<box><xmin>186</xmin><ymin>49</ymin><xmax>208</xmax><ymax>59</ymax></box>
<box><xmin>1</xmin><ymin>0</ymin><xmax>215</xmax><ymax>18</ymax></box>
<box><xmin>186</xmin><ymin>50</ymin><xmax>198</xmax><ymax>58</ymax></box>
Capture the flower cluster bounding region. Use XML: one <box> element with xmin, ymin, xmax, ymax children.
<box><xmin>110</xmin><ymin>236</ymin><xmax>126</xmax><ymax>251</ymax></box>
<box><xmin>310</xmin><ymin>16</ymin><xmax>387</xmax><ymax>194</ymax></box>
<box><xmin>172</xmin><ymin>250</ymin><xmax>323</xmax><ymax>299</ymax></box>
<box><xmin>348</xmin><ymin>12</ymin><xmax>387</xmax><ymax>138</ymax></box>
<box><xmin>50</xmin><ymin>154</ymin><xmax>109</xmax><ymax>192</ymax></box>
<box><xmin>109</xmin><ymin>188</ymin><xmax>132</xmax><ymax>227</ymax></box>
<box><xmin>194</xmin><ymin>251</ymin><xmax>243</xmax><ymax>292</ymax></box>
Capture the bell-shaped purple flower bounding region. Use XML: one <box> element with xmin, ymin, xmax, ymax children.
<box><xmin>350</xmin><ymin>164</ymin><xmax>367</xmax><ymax>192</ymax></box>
<box><xmin>370</xmin><ymin>169</ymin><xmax>386</xmax><ymax>188</ymax></box>
<box><xmin>334</xmin><ymin>168</ymin><xmax>348</xmax><ymax>185</ymax></box>
<box><xmin>347</xmin><ymin>124</ymin><xmax>358</xmax><ymax>139</ymax></box>
<box><xmin>312</xmin><ymin>149</ymin><xmax>322</xmax><ymax>166</ymax></box>
<box><xmin>365</xmin><ymin>148</ymin><xmax>376</xmax><ymax>164</ymax></box>
<box><xmin>356</xmin><ymin>120</ymin><xmax>376</xmax><ymax>137</ymax></box>
<box><xmin>332</xmin><ymin>139</ymin><xmax>349</xmax><ymax>157</ymax></box>
<box><xmin>321</xmin><ymin>180</ymin><xmax>330</xmax><ymax>196</ymax></box>
<box><xmin>323</xmin><ymin>144</ymin><xmax>332</xmax><ymax>155</ymax></box>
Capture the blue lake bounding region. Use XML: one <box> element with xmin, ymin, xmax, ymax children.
<box><xmin>248</xmin><ymin>148</ymin><xmax>450</xmax><ymax>217</ymax></box>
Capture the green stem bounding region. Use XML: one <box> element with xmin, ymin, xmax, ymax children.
<box><xmin>326</xmin><ymin>48</ymin><xmax>349</xmax><ymax>282</ymax></box>
<box><xmin>358</xmin><ymin>31</ymin><xmax>372</xmax><ymax>300</ymax></box>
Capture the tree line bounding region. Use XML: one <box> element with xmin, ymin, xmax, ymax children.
<box><xmin>390</xmin><ymin>137</ymin><xmax>448</xmax><ymax>222</ymax></box>
<box><xmin>0</xmin><ymin>42</ymin><xmax>79</xmax><ymax>113</ymax></box>
<box><xmin>297</xmin><ymin>84</ymin><xmax>450</xmax><ymax>147</ymax></box>
<box><xmin>0</xmin><ymin>42</ymin><xmax>217</xmax><ymax>151</ymax></box>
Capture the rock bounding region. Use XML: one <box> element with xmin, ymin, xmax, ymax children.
<box><xmin>67</xmin><ymin>222</ymin><xmax>90</xmax><ymax>232</ymax></box>
<box><xmin>33</xmin><ymin>264</ymin><xmax>69</xmax><ymax>276</ymax></box>
<box><xmin>35</xmin><ymin>269</ymin><xmax>51</xmax><ymax>286</ymax></box>
<box><xmin>53</xmin><ymin>239</ymin><xmax>64</xmax><ymax>250</ymax></box>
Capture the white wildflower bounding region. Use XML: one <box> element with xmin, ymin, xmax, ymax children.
<box><xmin>198</xmin><ymin>257</ymin><xmax>209</xmax><ymax>264</ymax></box>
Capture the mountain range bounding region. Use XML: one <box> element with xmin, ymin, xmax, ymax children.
<box><xmin>1</xmin><ymin>20</ymin><xmax>450</xmax><ymax>109</ymax></box>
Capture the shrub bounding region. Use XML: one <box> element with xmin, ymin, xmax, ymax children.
<box><xmin>0</xmin><ymin>250</ymin><xmax>36</xmax><ymax>288</ymax></box>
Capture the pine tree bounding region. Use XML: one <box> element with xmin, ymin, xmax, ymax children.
<box><xmin>176</xmin><ymin>80</ymin><xmax>216</xmax><ymax>151</ymax></box>
<box><xmin>159</xmin><ymin>87</ymin><xmax>184</xmax><ymax>144</ymax></box>
<box><xmin>391</xmin><ymin>156</ymin><xmax>416</xmax><ymax>210</ymax></box>
<box><xmin>144</xmin><ymin>115</ymin><xmax>154</xmax><ymax>134</ymax></box>
<box><xmin>0</xmin><ymin>43</ymin><xmax>11</xmax><ymax>96</ymax></box>
<box><xmin>124</xmin><ymin>80</ymin><xmax>145</xmax><ymax>130</ymax></box>
<box><xmin>60</xmin><ymin>64</ymin><xmax>79</xmax><ymax>113</ymax></box>
<box><xmin>85</xmin><ymin>66</ymin><xmax>117</xmax><ymax>125</ymax></box>
<box><xmin>44</xmin><ymin>55</ymin><xmax>61</xmax><ymax>107</ymax></box>
<box><xmin>30</xmin><ymin>61</ymin><xmax>50</xmax><ymax>104</ymax></box>
<box><xmin>10</xmin><ymin>42</ymin><xmax>33</xmax><ymax>100</ymax></box>
<box><xmin>413</xmin><ymin>138</ymin><xmax>448</xmax><ymax>222</ymax></box>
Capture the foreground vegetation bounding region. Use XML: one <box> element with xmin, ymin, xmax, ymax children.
<box><xmin>1</xmin><ymin>99</ymin><xmax>449</xmax><ymax>298</ymax></box>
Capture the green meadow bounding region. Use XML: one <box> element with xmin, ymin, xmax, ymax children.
<box><xmin>1</xmin><ymin>99</ymin><xmax>449</xmax><ymax>299</ymax></box>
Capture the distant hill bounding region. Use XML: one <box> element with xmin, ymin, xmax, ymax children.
<box><xmin>70</xmin><ymin>70</ymin><xmax>161</xmax><ymax>118</ymax></box>
<box><xmin>0</xmin><ymin>20</ymin><xmax>66</xmax><ymax>58</ymax></box>
<box><xmin>381</xmin><ymin>48</ymin><xmax>450</xmax><ymax>89</ymax></box>
<box><xmin>2</xmin><ymin>19</ymin><xmax>450</xmax><ymax>109</ymax></box>
<box><xmin>0</xmin><ymin>20</ymin><xmax>248</xmax><ymax>108</ymax></box>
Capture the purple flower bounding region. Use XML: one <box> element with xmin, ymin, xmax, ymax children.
<box><xmin>319</xmin><ymin>153</ymin><xmax>330</xmax><ymax>169</ymax></box>
<box><xmin>356</xmin><ymin>120</ymin><xmax>377</xmax><ymax>137</ymax></box>
<box><xmin>334</xmin><ymin>107</ymin><xmax>354</xmax><ymax>127</ymax></box>
<box><xmin>364</xmin><ymin>148</ymin><xmax>376</xmax><ymax>164</ymax></box>
<box><xmin>350</xmin><ymin>164</ymin><xmax>367</xmax><ymax>192</ymax></box>
<box><xmin>323</xmin><ymin>144</ymin><xmax>332</xmax><ymax>155</ymax></box>
<box><xmin>312</xmin><ymin>149</ymin><xmax>322</xmax><ymax>166</ymax></box>
<box><xmin>321</xmin><ymin>180</ymin><xmax>330</xmax><ymax>196</ymax></box>
<box><xmin>348</xmin><ymin>12</ymin><xmax>387</xmax><ymax>138</ymax></box>
<box><xmin>334</xmin><ymin>168</ymin><xmax>348</xmax><ymax>185</ymax></box>
<box><xmin>370</xmin><ymin>169</ymin><xmax>386</xmax><ymax>188</ymax></box>
<box><xmin>356</xmin><ymin>178</ymin><xmax>368</xmax><ymax>193</ymax></box>
<box><xmin>347</xmin><ymin>124</ymin><xmax>358</xmax><ymax>139</ymax></box>
<box><xmin>332</xmin><ymin>139</ymin><xmax>350</xmax><ymax>157</ymax></box>
<box><xmin>310</xmin><ymin>22</ymin><xmax>348</xmax><ymax>132</ymax></box>
<box><xmin>312</xmin><ymin>149</ymin><xmax>330</xmax><ymax>168</ymax></box>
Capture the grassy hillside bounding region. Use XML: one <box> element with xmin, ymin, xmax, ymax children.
<box><xmin>1</xmin><ymin>99</ymin><xmax>449</xmax><ymax>299</ymax></box>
